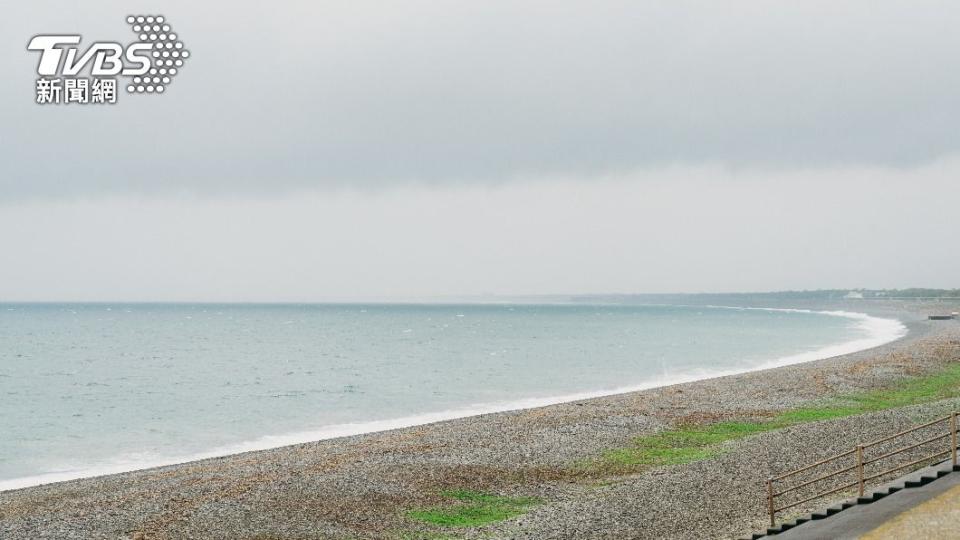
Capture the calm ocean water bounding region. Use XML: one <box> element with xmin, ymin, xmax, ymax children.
<box><xmin>0</xmin><ymin>303</ymin><xmax>905</xmax><ymax>489</ymax></box>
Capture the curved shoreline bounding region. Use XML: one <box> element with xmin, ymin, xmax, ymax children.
<box><xmin>1</xmin><ymin>301</ymin><xmax>957</xmax><ymax>540</ymax></box>
<box><xmin>0</xmin><ymin>306</ymin><xmax>907</xmax><ymax>492</ymax></box>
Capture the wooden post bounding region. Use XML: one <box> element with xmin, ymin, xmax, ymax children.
<box><xmin>951</xmin><ymin>412</ymin><xmax>958</xmax><ymax>468</ymax></box>
<box><xmin>856</xmin><ymin>445</ymin><xmax>865</xmax><ymax>496</ymax></box>
<box><xmin>767</xmin><ymin>478</ymin><xmax>775</xmax><ymax>527</ymax></box>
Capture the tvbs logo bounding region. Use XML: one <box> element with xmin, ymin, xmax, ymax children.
<box><xmin>28</xmin><ymin>36</ymin><xmax>153</xmax><ymax>77</ymax></box>
<box><xmin>27</xmin><ymin>15</ymin><xmax>189</xmax><ymax>105</ymax></box>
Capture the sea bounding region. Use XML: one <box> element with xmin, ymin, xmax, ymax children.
<box><xmin>0</xmin><ymin>302</ymin><xmax>906</xmax><ymax>491</ymax></box>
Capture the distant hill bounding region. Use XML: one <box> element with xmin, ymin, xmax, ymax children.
<box><xmin>570</xmin><ymin>289</ymin><xmax>960</xmax><ymax>304</ymax></box>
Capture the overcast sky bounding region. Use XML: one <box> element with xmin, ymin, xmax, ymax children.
<box><xmin>1</xmin><ymin>1</ymin><xmax>958</xmax><ymax>301</ymax></box>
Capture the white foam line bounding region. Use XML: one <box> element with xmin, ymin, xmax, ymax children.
<box><xmin>0</xmin><ymin>307</ymin><xmax>907</xmax><ymax>493</ymax></box>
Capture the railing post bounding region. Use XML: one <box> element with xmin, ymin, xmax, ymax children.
<box><xmin>767</xmin><ymin>478</ymin><xmax>775</xmax><ymax>527</ymax></box>
<box><xmin>951</xmin><ymin>412</ymin><xmax>958</xmax><ymax>469</ymax></box>
<box><xmin>856</xmin><ymin>445</ymin><xmax>865</xmax><ymax>496</ymax></box>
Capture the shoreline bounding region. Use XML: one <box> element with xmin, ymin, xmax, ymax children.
<box><xmin>2</xmin><ymin>300</ymin><xmax>957</xmax><ymax>539</ymax></box>
<box><xmin>0</xmin><ymin>306</ymin><xmax>906</xmax><ymax>493</ymax></box>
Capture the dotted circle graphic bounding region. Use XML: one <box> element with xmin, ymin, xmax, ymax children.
<box><xmin>125</xmin><ymin>15</ymin><xmax>189</xmax><ymax>94</ymax></box>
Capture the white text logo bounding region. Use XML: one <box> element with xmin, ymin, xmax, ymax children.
<box><xmin>27</xmin><ymin>15</ymin><xmax>190</xmax><ymax>104</ymax></box>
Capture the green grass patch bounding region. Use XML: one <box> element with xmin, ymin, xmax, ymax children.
<box><xmin>775</xmin><ymin>406</ymin><xmax>863</xmax><ymax>424</ymax></box>
<box><xmin>783</xmin><ymin>362</ymin><xmax>960</xmax><ymax>423</ymax></box>
<box><xmin>584</xmin><ymin>362</ymin><xmax>960</xmax><ymax>475</ymax></box>
<box><xmin>407</xmin><ymin>490</ymin><xmax>540</xmax><ymax>528</ymax></box>
<box><xmin>590</xmin><ymin>421</ymin><xmax>778</xmax><ymax>473</ymax></box>
<box><xmin>393</xmin><ymin>531</ymin><xmax>462</xmax><ymax>540</ymax></box>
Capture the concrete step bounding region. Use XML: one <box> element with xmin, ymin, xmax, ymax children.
<box><xmin>905</xmin><ymin>475</ymin><xmax>937</xmax><ymax>488</ymax></box>
<box><xmin>751</xmin><ymin>459</ymin><xmax>959</xmax><ymax>538</ymax></box>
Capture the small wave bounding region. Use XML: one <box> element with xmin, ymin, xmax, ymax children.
<box><xmin>0</xmin><ymin>308</ymin><xmax>907</xmax><ymax>493</ymax></box>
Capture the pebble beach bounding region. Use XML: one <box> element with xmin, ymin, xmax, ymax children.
<box><xmin>2</xmin><ymin>300</ymin><xmax>959</xmax><ymax>540</ymax></box>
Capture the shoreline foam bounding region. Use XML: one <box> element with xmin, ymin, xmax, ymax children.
<box><xmin>0</xmin><ymin>307</ymin><xmax>907</xmax><ymax>493</ymax></box>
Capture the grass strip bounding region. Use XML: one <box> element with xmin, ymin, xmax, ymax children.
<box><xmin>588</xmin><ymin>362</ymin><xmax>960</xmax><ymax>474</ymax></box>
<box><xmin>407</xmin><ymin>489</ymin><xmax>540</xmax><ymax>528</ymax></box>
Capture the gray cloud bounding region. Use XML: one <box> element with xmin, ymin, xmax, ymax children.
<box><xmin>1</xmin><ymin>161</ymin><xmax>958</xmax><ymax>301</ymax></box>
<box><xmin>3</xmin><ymin>1</ymin><xmax>960</xmax><ymax>200</ymax></box>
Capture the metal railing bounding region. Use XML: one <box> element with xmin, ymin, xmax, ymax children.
<box><xmin>766</xmin><ymin>412</ymin><xmax>959</xmax><ymax>527</ymax></box>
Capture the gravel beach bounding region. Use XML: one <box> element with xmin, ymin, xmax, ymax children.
<box><xmin>2</xmin><ymin>300</ymin><xmax>959</xmax><ymax>540</ymax></box>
